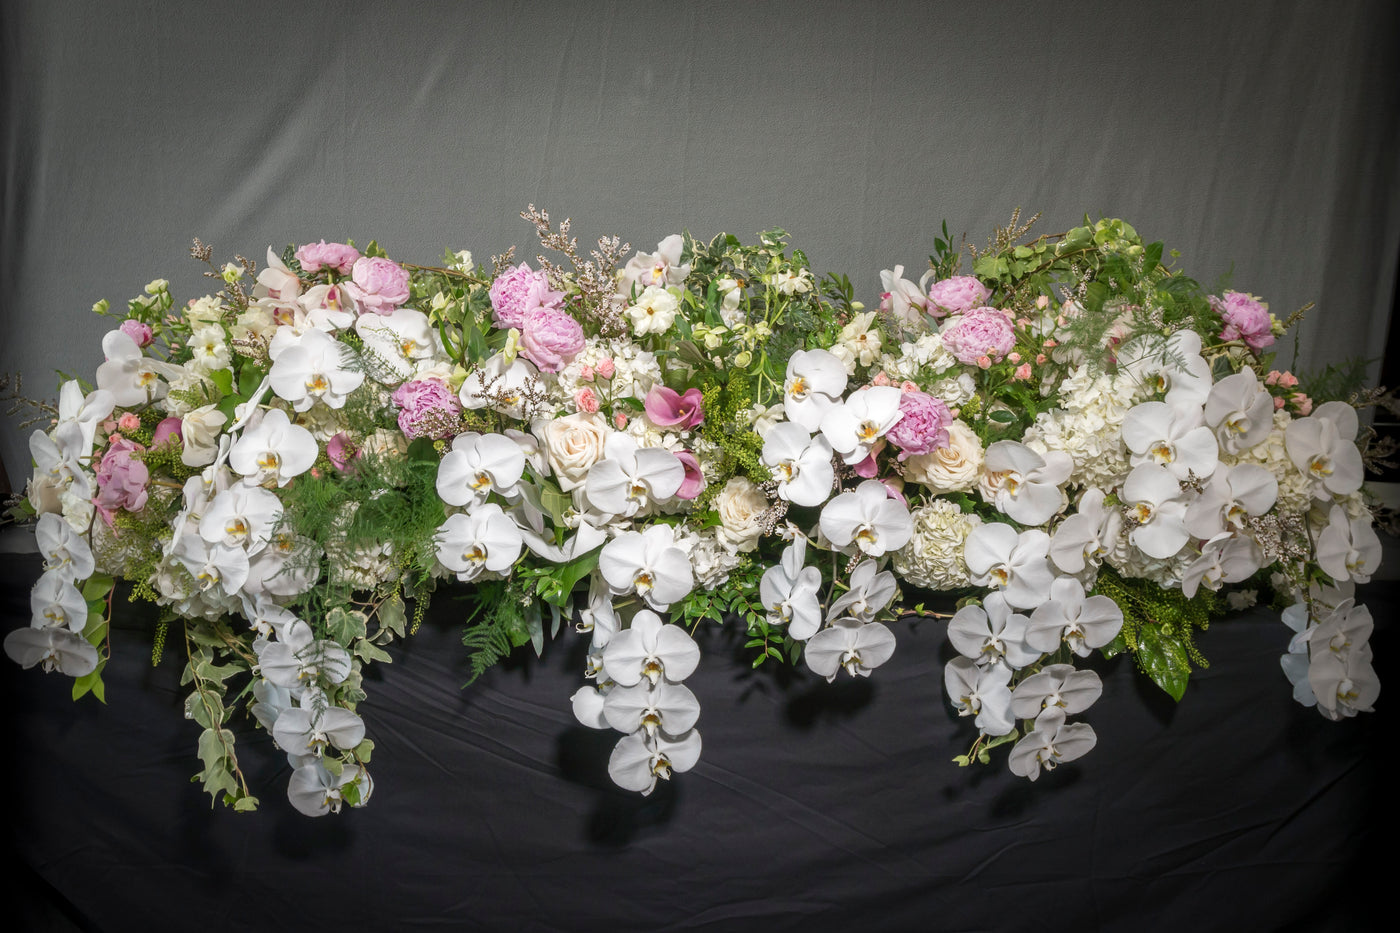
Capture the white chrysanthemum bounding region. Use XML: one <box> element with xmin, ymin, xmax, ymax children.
<box><xmin>893</xmin><ymin>499</ymin><xmax>984</xmax><ymax>590</ymax></box>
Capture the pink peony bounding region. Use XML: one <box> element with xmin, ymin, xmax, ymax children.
<box><xmin>927</xmin><ymin>276</ymin><xmax>992</xmax><ymax>318</ymax></box>
<box><xmin>119</xmin><ymin>319</ymin><xmax>153</xmax><ymax>347</ymax></box>
<box><xmin>345</xmin><ymin>256</ymin><xmax>411</xmax><ymax>314</ymax></box>
<box><xmin>941</xmin><ymin>308</ymin><xmax>1016</xmax><ymax>365</ymax></box>
<box><xmin>93</xmin><ymin>436</ymin><xmax>149</xmax><ymax>520</ymax></box>
<box><xmin>1210</xmin><ymin>291</ymin><xmax>1275</xmax><ymax>351</ymax></box>
<box><xmin>519</xmin><ymin>309</ymin><xmax>584</xmax><ymax>373</ymax></box>
<box><xmin>489</xmin><ymin>263</ymin><xmax>565</xmax><ymax>330</ymax></box>
<box><xmin>392</xmin><ymin>379</ymin><xmax>462</xmax><ymax>440</ymax></box>
<box><xmin>643</xmin><ymin>385</ymin><xmax>704</xmax><ymax>429</ymax></box>
<box><xmin>885</xmin><ymin>391</ymin><xmax>952</xmax><ymax>460</ymax></box>
<box><xmin>296</xmin><ymin>240</ymin><xmax>361</xmax><ymax>275</ymax></box>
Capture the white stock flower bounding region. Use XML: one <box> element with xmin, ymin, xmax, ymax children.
<box><xmin>980</xmin><ymin>441</ymin><xmax>1073</xmax><ymax>526</ymax></box>
<box><xmin>803</xmin><ymin>619</ymin><xmax>897</xmax><ymax>682</ymax></box>
<box><xmin>819</xmin><ymin>480</ymin><xmax>913</xmax><ymax>557</ymax></box>
<box><xmin>963</xmin><ymin>523</ymin><xmax>1054</xmax><ymax>611</ymax></box>
<box><xmin>761</xmin><ymin>421</ymin><xmax>835</xmax><ymax>507</ymax></box>
<box><xmin>436</xmin><ymin>432</ymin><xmax>528</xmax><ymax>508</ymax></box>
<box><xmin>268</xmin><ymin>328</ymin><xmax>365</xmax><ymax>411</ymax></box>
<box><xmin>625</xmin><ymin>285</ymin><xmax>681</xmax><ymax>336</ymax></box>
<box><xmin>602</xmin><ymin>609</ymin><xmax>700</xmax><ymax>687</ymax></box>
<box><xmin>829</xmin><ymin>311</ymin><xmax>882</xmax><ymax>370</ymax></box>
<box><xmin>783</xmin><ymin>349</ymin><xmax>848</xmax><ymax>432</ymax></box>
<box><xmin>187</xmin><ymin>324</ymin><xmax>231</xmax><ymax>373</ymax></box>
<box><xmin>599</xmin><ymin>525</ymin><xmax>694</xmax><ymax>611</ymax></box>
<box><xmin>229</xmin><ymin>409</ymin><xmax>318</xmax><ymax>487</ymax></box>
<box><xmin>434</xmin><ymin>504</ymin><xmax>524</xmax><ymax>582</ymax></box>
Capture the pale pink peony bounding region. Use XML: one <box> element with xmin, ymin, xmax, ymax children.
<box><xmin>519</xmin><ymin>309</ymin><xmax>584</xmax><ymax>373</ymax></box>
<box><xmin>489</xmin><ymin>263</ymin><xmax>565</xmax><ymax>330</ymax></box>
<box><xmin>941</xmin><ymin>308</ymin><xmax>1016</xmax><ymax>365</ymax></box>
<box><xmin>391</xmin><ymin>379</ymin><xmax>462</xmax><ymax>440</ymax></box>
<box><xmin>886</xmin><ymin>391</ymin><xmax>952</xmax><ymax>460</ymax></box>
<box><xmin>1211</xmin><ymin>291</ymin><xmax>1274</xmax><ymax>351</ymax></box>
<box><xmin>346</xmin><ymin>256</ymin><xmax>411</xmax><ymax>314</ymax></box>
<box><xmin>93</xmin><ymin>436</ymin><xmax>149</xmax><ymax>520</ymax></box>
<box><xmin>927</xmin><ymin>276</ymin><xmax>992</xmax><ymax>318</ymax></box>
<box><xmin>295</xmin><ymin>240</ymin><xmax>361</xmax><ymax>274</ymax></box>
<box><xmin>119</xmin><ymin>319</ymin><xmax>153</xmax><ymax>347</ymax></box>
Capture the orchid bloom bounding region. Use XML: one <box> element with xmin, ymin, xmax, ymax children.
<box><xmin>272</xmin><ymin>690</ymin><xmax>366</xmax><ymax>760</ymax></box>
<box><xmin>434</xmin><ymin>504</ymin><xmax>524</xmax><ymax>582</ymax></box>
<box><xmin>879</xmin><ymin>264</ymin><xmax>933</xmax><ymax>327</ymax></box>
<box><xmin>759</xmin><ymin>538</ymin><xmax>824</xmax><ymax>639</ymax></box>
<box><xmin>244</xmin><ymin>533</ymin><xmax>321</xmax><ymax>598</ymax></box>
<box><xmin>30</xmin><ymin>570</ymin><xmax>90</xmax><ymax>632</ymax></box>
<box><xmin>436</xmin><ymin>432</ymin><xmax>528</xmax><ymax>508</ymax></box>
<box><xmin>1181</xmin><ymin>532</ymin><xmax>1264</xmax><ymax>598</ymax></box>
<box><xmin>602</xmin><ymin>609</ymin><xmax>700</xmax><ymax>687</ymax></box>
<box><xmin>287</xmin><ymin>761</ymin><xmax>372</xmax><ymax>817</ymax></box>
<box><xmin>1025</xmin><ymin>577</ymin><xmax>1124</xmax><ymax>656</ymax></box>
<box><xmin>229</xmin><ymin>409</ymin><xmax>318</xmax><ymax>487</ymax></box>
<box><xmin>199</xmin><ymin>485</ymin><xmax>283</xmax><ymax>554</ymax></box>
<box><xmin>56</xmin><ymin>380</ymin><xmax>114</xmax><ymax>453</ymax></box>
<box><xmin>803</xmin><ymin>619</ymin><xmax>897</xmax><ymax>682</ymax></box>
<box><xmin>257</xmin><ymin>619</ymin><xmax>353</xmax><ymax>689</ymax></box>
<box><xmin>3</xmin><ymin>626</ymin><xmax>99</xmax><ymax>677</ymax></box>
<box><xmin>268</xmin><ymin>327</ymin><xmax>365</xmax><ymax>411</ymax></box>
<box><xmin>171</xmin><ymin>534</ymin><xmax>250</xmax><ymax>596</ymax></box>
<box><xmin>1048</xmin><ymin>488</ymin><xmax>1121</xmax><ymax>576</ymax></box>
<box><xmin>819</xmin><ymin>480</ymin><xmax>913</xmax><ymax>557</ymax></box>
<box><xmin>1315</xmin><ymin>504</ymin><xmax>1382</xmax><ymax>584</ymax></box>
<box><xmin>1119</xmin><ymin>329</ymin><xmax>1212</xmax><ymax>407</ymax></box>
<box><xmin>1204</xmin><ymin>368</ymin><xmax>1274</xmax><ymax>454</ymax></box>
<box><xmin>30</xmin><ymin>422</ymin><xmax>93</xmax><ymax>501</ymax></box>
<box><xmin>819</xmin><ymin>385</ymin><xmax>904</xmax><ymax>465</ymax></box>
<box><xmin>1007</xmin><ymin>707</ymin><xmax>1097</xmax><ymax>781</ymax></box>
<box><xmin>94</xmin><ymin>328</ymin><xmax>175</xmax><ymax>407</ymax></box>
<box><xmin>585</xmin><ymin>433</ymin><xmax>686</xmax><ymax>517</ymax></box>
<box><xmin>827</xmin><ymin>558</ymin><xmax>897</xmax><ymax>624</ymax></box>
<box><xmin>1120</xmin><ymin>463</ymin><xmax>1191</xmax><ymax>559</ymax></box>
<box><xmin>1183</xmin><ymin>463</ymin><xmax>1278</xmax><ymax>540</ymax></box>
<box><xmin>1122</xmin><ymin>399</ymin><xmax>1218</xmax><ymax>481</ymax></box>
<box><xmin>1284</xmin><ymin>401</ymin><xmax>1364</xmax><ymax>499</ymax></box>
<box><xmin>982</xmin><ymin>441</ymin><xmax>1073</xmax><ymax>525</ymax></box>
<box><xmin>458</xmin><ymin>352</ymin><xmax>539</xmax><ymax>420</ymax></box>
<box><xmin>944</xmin><ymin>657</ymin><xmax>1015</xmax><ymax>737</ymax></box>
<box><xmin>963</xmin><ymin>523</ymin><xmax>1055</xmax><ymax>611</ymax></box>
<box><xmin>761</xmin><ymin>422</ymin><xmax>836</xmax><ymax>507</ymax></box>
<box><xmin>1309</xmin><ymin>642</ymin><xmax>1379</xmax><ymax>721</ymax></box>
<box><xmin>607</xmin><ymin>728</ymin><xmax>702</xmax><ymax>795</ymax></box>
<box><xmin>947</xmin><ymin>592</ymin><xmax>1041</xmax><ymax>670</ymax></box>
<box><xmin>355</xmin><ymin>308</ymin><xmax>440</xmax><ymax>385</ymax></box>
<box><xmin>603</xmin><ymin>679</ymin><xmax>701</xmax><ymax>737</ymax></box>
<box><xmin>254</xmin><ymin>246</ymin><xmax>301</xmax><ymax>302</ymax></box>
<box><xmin>598</xmin><ymin>525</ymin><xmax>694</xmax><ymax>611</ymax></box>
<box><xmin>1009</xmin><ymin>663</ymin><xmax>1104</xmax><ymax>720</ymax></box>
<box><xmin>783</xmin><ymin>349</ymin><xmax>848</xmax><ymax>431</ymax></box>
<box><xmin>36</xmin><ymin>512</ymin><xmax>95</xmax><ymax>582</ymax></box>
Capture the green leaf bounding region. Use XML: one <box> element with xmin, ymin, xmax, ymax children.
<box><xmin>72</xmin><ymin>660</ymin><xmax>107</xmax><ymax>703</ymax></box>
<box><xmin>379</xmin><ymin>595</ymin><xmax>407</xmax><ymax>639</ymax></box>
<box><xmin>232</xmin><ymin>796</ymin><xmax>260</xmax><ymax>812</ymax></box>
<box><xmin>353</xmin><ymin>738</ymin><xmax>375</xmax><ymax>763</ymax></box>
<box><xmin>355</xmin><ymin>641</ymin><xmax>393</xmax><ymax>664</ymax></box>
<box><xmin>208</xmin><ymin>368</ymin><xmax>234</xmax><ymax>396</ymax></box>
<box><xmin>238</xmin><ymin>363</ymin><xmax>268</xmax><ymax>397</ymax></box>
<box><xmin>1136</xmin><ymin>624</ymin><xmax>1192</xmax><ymax>701</ymax></box>
<box><xmin>81</xmin><ymin>573</ymin><xmax>115</xmax><ymax>600</ymax></box>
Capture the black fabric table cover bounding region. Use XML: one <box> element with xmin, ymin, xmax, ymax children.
<box><xmin>3</xmin><ymin>554</ymin><xmax>1389</xmax><ymax>932</ymax></box>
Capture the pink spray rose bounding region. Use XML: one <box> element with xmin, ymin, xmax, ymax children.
<box><xmin>295</xmin><ymin>240</ymin><xmax>362</xmax><ymax>275</ymax></box>
<box><xmin>345</xmin><ymin>256</ymin><xmax>411</xmax><ymax>314</ymax></box>
<box><xmin>595</xmin><ymin>358</ymin><xmax>616</xmax><ymax>379</ymax></box>
<box><xmin>940</xmin><ymin>308</ymin><xmax>1016</xmax><ymax>365</ymax></box>
<box><xmin>927</xmin><ymin>276</ymin><xmax>992</xmax><ymax>318</ymax></box>
<box><xmin>1210</xmin><ymin>291</ymin><xmax>1275</xmax><ymax>351</ymax></box>
<box><xmin>119</xmin><ymin>319</ymin><xmax>153</xmax><ymax>347</ymax></box>
<box><xmin>885</xmin><ymin>391</ymin><xmax>952</xmax><ymax>460</ymax></box>
<box><xmin>391</xmin><ymin>379</ymin><xmax>463</xmax><ymax>440</ymax></box>
<box><xmin>643</xmin><ymin>386</ymin><xmax>705</xmax><ymax>429</ymax></box>
<box><xmin>93</xmin><ymin>436</ymin><xmax>149</xmax><ymax>519</ymax></box>
<box><xmin>489</xmin><ymin>263</ymin><xmax>565</xmax><ymax>330</ymax></box>
<box><xmin>574</xmin><ymin>387</ymin><xmax>601</xmax><ymax>413</ymax></box>
<box><xmin>519</xmin><ymin>309</ymin><xmax>585</xmax><ymax>373</ymax></box>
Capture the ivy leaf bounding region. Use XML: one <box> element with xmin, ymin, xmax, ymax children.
<box><xmin>378</xmin><ymin>595</ymin><xmax>407</xmax><ymax>639</ymax></box>
<box><xmin>232</xmin><ymin>796</ymin><xmax>260</xmax><ymax>813</ymax></box>
<box><xmin>1136</xmin><ymin>624</ymin><xmax>1191</xmax><ymax>701</ymax></box>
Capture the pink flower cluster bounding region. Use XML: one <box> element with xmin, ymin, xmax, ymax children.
<box><xmin>489</xmin><ymin>263</ymin><xmax>565</xmax><ymax>330</ymax></box>
<box><xmin>295</xmin><ymin>240</ymin><xmax>361</xmax><ymax>275</ymax></box>
<box><xmin>927</xmin><ymin>275</ymin><xmax>992</xmax><ymax>318</ymax></box>
<box><xmin>119</xmin><ymin>319</ymin><xmax>153</xmax><ymax>347</ymax></box>
<box><xmin>1210</xmin><ymin>291</ymin><xmax>1274</xmax><ymax>351</ymax></box>
<box><xmin>886</xmin><ymin>391</ymin><xmax>952</xmax><ymax>459</ymax></box>
<box><xmin>391</xmin><ymin>379</ymin><xmax>462</xmax><ymax>440</ymax></box>
<box><xmin>346</xmin><ymin>257</ymin><xmax>411</xmax><ymax>314</ymax></box>
<box><xmin>519</xmin><ymin>309</ymin><xmax>584</xmax><ymax>373</ymax></box>
<box><xmin>93</xmin><ymin>437</ymin><xmax>149</xmax><ymax>520</ymax></box>
<box><xmin>940</xmin><ymin>308</ymin><xmax>1016</xmax><ymax>365</ymax></box>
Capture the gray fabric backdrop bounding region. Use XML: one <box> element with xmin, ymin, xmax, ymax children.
<box><xmin>3</xmin><ymin>0</ymin><xmax>1398</xmax><ymax>481</ymax></box>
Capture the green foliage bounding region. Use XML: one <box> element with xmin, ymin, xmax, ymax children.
<box><xmin>1093</xmin><ymin>567</ymin><xmax>1221</xmax><ymax>701</ymax></box>
<box><xmin>1296</xmin><ymin>357</ymin><xmax>1376</xmax><ymax>406</ymax></box>
<box><xmin>458</xmin><ymin>579</ymin><xmax>535</xmax><ymax>684</ymax></box>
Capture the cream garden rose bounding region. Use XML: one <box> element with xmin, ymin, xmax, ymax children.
<box><xmin>540</xmin><ymin>411</ymin><xmax>612</xmax><ymax>491</ymax></box>
<box><xmin>714</xmin><ymin>476</ymin><xmax>769</xmax><ymax>553</ymax></box>
<box><xmin>902</xmin><ymin>419</ymin><xmax>984</xmax><ymax>492</ymax></box>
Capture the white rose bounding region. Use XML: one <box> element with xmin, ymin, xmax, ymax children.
<box><xmin>539</xmin><ymin>412</ymin><xmax>612</xmax><ymax>491</ymax></box>
<box><xmin>181</xmin><ymin>404</ymin><xmax>230</xmax><ymax>468</ymax></box>
<box><xmin>715</xmin><ymin>476</ymin><xmax>769</xmax><ymax>553</ymax></box>
<box><xmin>902</xmin><ymin>420</ymin><xmax>984</xmax><ymax>492</ymax></box>
<box><xmin>625</xmin><ymin>286</ymin><xmax>680</xmax><ymax>337</ymax></box>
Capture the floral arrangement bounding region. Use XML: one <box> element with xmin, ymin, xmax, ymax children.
<box><xmin>7</xmin><ymin>207</ymin><xmax>1390</xmax><ymax>817</ymax></box>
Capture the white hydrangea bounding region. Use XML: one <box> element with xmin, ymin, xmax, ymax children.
<box><xmin>674</xmin><ymin>525</ymin><xmax>743</xmax><ymax>589</ymax></box>
<box><xmin>1220</xmin><ymin>410</ymin><xmax>1311</xmax><ymax>517</ymax></box>
<box><xmin>927</xmin><ymin>373</ymin><xmax>977</xmax><ymax>409</ymax></box>
<box><xmin>893</xmin><ymin>499</ymin><xmax>984</xmax><ymax>590</ymax></box>
<box><xmin>1022</xmin><ymin>365</ymin><xmax>1139</xmax><ymax>490</ymax></box>
<box><xmin>555</xmin><ymin>338</ymin><xmax>662</xmax><ymax>403</ymax></box>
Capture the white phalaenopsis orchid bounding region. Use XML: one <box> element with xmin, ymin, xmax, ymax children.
<box><xmin>434</xmin><ymin>503</ymin><xmax>524</xmax><ymax>582</ymax></box>
<box><xmin>272</xmin><ymin>690</ymin><xmax>366</xmax><ymax>759</ymax></box>
<box><xmin>1049</xmin><ymin>488</ymin><xmax>1121</xmax><ymax>577</ymax></box>
<box><xmin>819</xmin><ymin>385</ymin><xmax>904</xmax><ymax>465</ymax></box>
<box><xmin>819</xmin><ymin>480</ymin><xmax>913</xmax><ymax>557</ymax></box>
<box><xmin>200</xmin><ymin>485</ymin><xmax>283</xmax><ymax>554</ymax></box>
<box><xmin>355</xmin><ymin>308</ymin><xmax>440</xmax><ymax>385</ymax></box>
<box><xmin>1122</xmin><ymin>399</ymin><xmax>1218</xmax><ymax>481</ymax></box>
<box><xmin>827</xmin><ymin>558</ymin><xmax>897</xmax><ymax>624</ymax></box>
<box><xmin>436</xmin><ymin>432</ymin><xmax>527</xmax><ymax>507</ymax></box>
<box><xmin>1010</xmin><ymin>664</ymin><xmax>1103</xmax><ymax>720</ymax></box>
<box><xmin>459</xmin><ymin>352</ymin><xmax>539</xmax><ymax>419</ymax></box>
<box><xmin>804</xmin><ymin>619</ymin><xmax>897</xmax><ymax>682</ymax></box>
<box><xmin>287</xmin><ymin>761</ymin><xmax>372</xmax><ymax>817</ymax></box>
<box><xmin>947</xmin><ymin>592</ymin><xmax>1041</xmax><ymax>670</ymax></box>
<box><xmin>244</xmin><ymin>533</ymin><xmax>321</xmax><ymax>598</ymax></box>
<box><xmin>30</xmin><ymin>423</ymin><xmax>93</xmax><ymax>501</ymax></box>
<box><xmin>607</xmin><ymin>729</ymin><xmax>702</xmax><ymax>796</ymax></box>
<box><xmin>36</xmin><ymin>512</ymin><xmax>95</xmax><ymax>582</ymax></box>
<box><xmin>1284</xmin><ymin>401</ymin><xmax>1364</xmax><ymax>499</ymax></box>
<box><xmin>255</xmin><ymin>246</ymin><xmax>301</xmax><ymax>302</ymax></box>
<box><xmin>1183</xmin><ymin>463</ymin><xmax>1278</xmax><ymax>540</ymax></box>
<box><xmin>171</xmin><ymin>534</ymin><xmax>250</xmax><ymax>596</ymax></box>
<box><xmin>944</xmin><ymin>657</ymin><xmax>1015</xmax><ymax>737</ymax></box>
<box><xmin>1007</xmin><ymin>707</ymin><xmax>1097</xmax><ymax>781</ymax></box>
<box><xmin>783</xmin><ymin>348</ymin><xmax>848</xmax><ymax>432</ymax></box>
<box><xmin>760</xmin><ymin>422</ymin><xmax>836</xmax><ymax>507</ymax></box>
<box><xmin>56</xmin><ymin>380</ymin><xmax>114</xmax><ymax>453</ymax></box>
<box><xmin>759</xmin><ymin>537</ymin><xmax>824</xmax><ymax>639</ymax></box>
<box><xmin>570</xmin><ymin>685</ymin><xmax>610</xmax><ymax>730</ymax></box>
<box><xmin>94</xmin><ymin>329</ymin><xmax>176</xmax><ymax>407</ymax></box>
<box><xmin>3</xmin><ymin>626</ymin><xmax>99</xmax><ymax>677</ymax></box>
<box><xmin>1181</xmin><ymin>532</ymin><xmax>1264</xmax><ymax>598</ymax></box>
<box><xmin>602</xmin><ymin>609</ymin><xmax>700</xmax><ymax>687</ymax></box>
<box><xmin>229</xmin><ymin>409</ymin><xmax>318</xmax><ymax>487</ymax></box>
<box><xmin>1121</xmin><ymin>463</ymin><xmax>1191</xmax><ymax>559</ymax></box>
<box><xmin>574</xmin><ymin>573</ymin><xmax>619</xmax><ymax>649</ymax></box>
<box><xmin>1025</xmin><ymin>578</ymin><xmax>1123</xmax><ymax>656</ymax></box>
<box><xmin>1204</xmin><ymin>368</ymin><xmax>1274</xmax><ymax>454</ymax></box>
<box><xmin>257</xmin><ymin>619</ymin><xmax>353</xmax><ymax>689</ymax></box>
<box><xmin>598</xmin><ymin>525</ymin><xmax>694</xmax><ymax>611</ymax></box>
<box><xmin>1119</xmin><ymin>329</ymin><xmax>1212</xmax><ymax>407</ymax></box>
<box><xmin>879</xmin><ymin>265</ymin><xmax>933</xmax><ymax>326</ymax></box>
<box><xmin>963</xmin><ymin>523</ymin><xmax>1055</xmax><ymax>611</ymax></box>
<box><xmin>30</xmin><ymin>570</ymin><xmax>90</xmax><ymax>632</ymax></box>
<box><xmin>982</xmin><ymin>441</ymin><xmax>1073</xmax><ymax>526</ymax></box>
<box><xmin>1309</xmin><ymin>643</ymin><xmax>1380</xmax><ymax>721</ymax></box>
<box><xmin>268</xmin><ymin>327</ymin><xmax>365</xmax><ymax>411</ymax></box>
<box><xmin>603</xmin><ymin>679</ymin><xmax>701</xmax><ymax>737</ymax></box>
<box><xmin>585</xmin><ymin>433</ymin><xmax>685</xmax><ymax>517</ymax></box>
<box><xmin>1315</xmin><ymin>504</ymin><xmax>1382</xmax><ymax>584</ymax></box>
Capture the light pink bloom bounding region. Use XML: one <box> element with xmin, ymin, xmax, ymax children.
<box><xmin>93</xmin><ymin>437</ymin><xmax>149</xmax><ymax>520</ymax></box>
<box><xmin>119</xmin><ymin>319</ymin><xmax>153</xmax><ymax>347</ymax></box>
<box><xmin>519</xmin><ymin>309</ymin><xmax>584</xmax><ymax>373</ymax></box>
<box><xmin>489</xmin><ymin>262</ymin><xmax>564</xmax><ymax>330</ymax></box>
<box><xmin>575</xmin><ymin>387</ymin><xmax>600</xmax><ymax>413</ymax></box>
<box><xmin>295</xmin><ymin>240</ymin><xmax>361</xmax><ymax>274</ymax></box>
<box><xmin>392</xmin><ymin>379</ymin><xmax>462</xmax><ymax>440</ymax></box>
<box><xmin>596</xmin><ymin>358</ymin><xmax>616</xmax><ymax>379</ymax></box>
<box><xmin>927</xmin><ymin>275</ymin><xmax>992</xmax><ymax>318</ymax></box>
<box><xmin>643</xmin><ymin>386</ymin><xmax>704</xmax><ymax>428</ymax></box>
<box><xmin>674</xmin><ymin>450</ymin><xmax>705</xmax><ymax>500</ymax></box>
<box><xmin>1210</xmin><ymin>291</ymin><xmax>1274</xmax><ymax>351</ymax></box>
<box><xmin>941</xmin><ymin>307</ymin><xmax>1016</xmax><ymax>365</ymax></box>
<box><xmin>345</xmin><ymin>256</ymin><xmax>411</xmax><ymax>314</ymax></box>
<box><xmin>885</xmin><ymin>391</ymin><xmax>951</xmax><ymax>460</ymax></box>
<box><xmin>152</xmin><ymin>417</ymin><xmax>182</xmax><ymax>447</ymax></box>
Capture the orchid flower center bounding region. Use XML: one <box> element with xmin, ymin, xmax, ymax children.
<box><xmin>857</xmin><ymin>420</ymin><xmax>881</xmax><ymax>441</ymax></box>
<box><xmin>225</xmin><ymin>518</ymin><xmax>249</xmax><ymax>541</ymax></box>
<box><xmin>777</xmin><ymin>461</ymin><xmax>797</xmax><ymax>482</ymax></box>
<box><xmin>633</xmin><ymin>571</ymin><xmax>654</xmax><ymax>595</ymax></box>
<box><xmin>463</xmin><ymin>545</ymin><xmax>486</xmax><ymax>565</ymax></box>
<box><xmin>400</xmin><ymin>339</ymin><xmax>418</xmax><ymax>357</ymax></box>
<box><xmin>306</xmin><ymin>373</ymin><xmax>329</xmax><ymax>395</ymax></box>
<box><xmin>787</xmin><ymin>376</ymin><xmax>808</xmax><ymax>399</ymax></box>
<box><xmin>642</xmin><ymin>658</ymin><xmax>664</xmax><ymax>684</ymax></box>
<box><xmin>137</xmin><ymin>369</ymin><xmax>157</xmax><ymax>387</ymax></box>
<box><xmin>1308</xmin><ymin>455</ymin><xmax>1333</xmax><ymax>478</ymax></box>
<box><xmin>258</xmin><ymin>452</ymin><xmax>280</xmax><ymax>471</ymax></box>
<box><xmin>1133</xmin><ymin>502</ymin><xmax>1154</xmax><ymax>524</ymax></box>
<box><xmin>990</xmin><ymin>566</ymin><xmax>1009</xmax><ymax>587</ymax></box>
<box><xmin>1151</xmin><ymin>442</ymin><xmax>1175</xmax><ymax>465</ymax></box>
<box><xmin>471</xmin><ymin>471</ymin><xmax>493</xmax><ymax>490</ymax></box>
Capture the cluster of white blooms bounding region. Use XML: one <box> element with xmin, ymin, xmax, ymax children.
<box><xmin>894</xmin><ymin>499</ymin><xmax>983</xmax><ymax>589</ymax></box>
<box><xmin>877</xmin><ymin>332</ymin><xmax>958</xmax><ymax>382</ymax></box>
<box><xmin>554</xmin><ymin>337</ymin><xmax>661</xmax><ymax>402</ymax></box>
<box><xmin>1022</xmin><ymin>365</ymin><xmax>1140</xmax><ymax>490</ymax></box>
<box><xmin>1221</xmin><ymin>410</ymin><xmax>1313</xmax><ymax>517</ymax></box>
